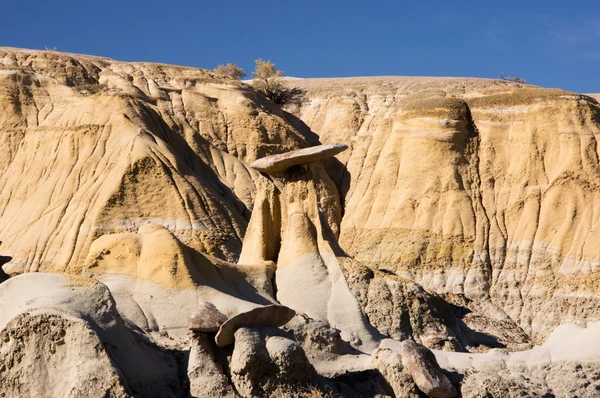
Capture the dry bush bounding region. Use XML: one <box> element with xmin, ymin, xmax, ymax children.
<box><xmin>73</xmin><ymin>83</ymin><xmax>108</xmax><ymax>95</ymax></box>
<box><xmin>252</xmin><ymin>58</ymin><xmax>305</xmax><ymax>107</ymax></box>
<box><xmin>214</xmin><ymin>63</ymin><xmax>246</xmax><ymax>80</ymax></box>
<box><xmin>270</xmin><ymin>385</ymin><xmax>341</xmax><ymax>398</ymax></box>
<box><xmin>499</xmin><ymin>73</ymin><xmax>527</xmax><ymax>84</ymax></box>
<box><xmin>300</xmin><ymin>386</ymin><xmax>342</xmax><ymax>398</ymax></box>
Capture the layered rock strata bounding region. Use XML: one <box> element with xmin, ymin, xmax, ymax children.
<box><xmin>1</xmin><ymin>48</ymin><xmax>600</xmax><ymax>397</ymax></box>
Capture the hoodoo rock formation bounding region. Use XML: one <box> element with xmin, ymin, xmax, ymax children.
<box><xmin>215</xmin><ymin>304</ymin><xmax>296</xmax><ymax>347</ymax></box>
<box><xmin>1</xmin><ymin>47</ymin><xmax>600</xmax><ymax>397</ymax></box>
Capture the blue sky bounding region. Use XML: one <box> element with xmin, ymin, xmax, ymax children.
<box><xmin>3</xmin><ymin>0</ymin><xmax>600</xmax><ymax>92</ymax></box>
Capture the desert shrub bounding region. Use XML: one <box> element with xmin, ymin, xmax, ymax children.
<box><xmin>214</xmin><ymin>63</ymin><xmax>246</xmax><ymax>80</ymax></box>
<box><xmin>499</xmin><ymin>73</ymin><xmax>527</xmax><ymax>84</ymax></box>
<box><xmin>252</xmin><ymin>58</ymin><xmax>305</xmax><ymax>106</ymax></box>
<box><xmin>73</xmin><ymin>83</ymin><xmax>108</xmax><ymax>95</ymax></box>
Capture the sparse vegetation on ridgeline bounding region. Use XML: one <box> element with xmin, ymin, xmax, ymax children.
<box><xmin>499</xmin><ymin>73</ymin><xmax>527</xmax><ymax>84</ymax></box>
<box><xmin>252</xmin><ymin>58</ymin><xmax>305</xmax><ymax>107</ymax></box>
<box><xmin>73</xmin><ymin>83</ymin><xmax>108</xmax><ymax>95</ymax></box>
<box><xmin>213</xmin><ymin>63</ymin><xmax>246</xmax><ymax>80</ymax></box>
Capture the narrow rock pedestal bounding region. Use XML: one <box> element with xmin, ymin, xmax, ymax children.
<box><xmin>400</xmin><ymin>340</ymin><xmax>457</xmax><ymax>398</ymax></box>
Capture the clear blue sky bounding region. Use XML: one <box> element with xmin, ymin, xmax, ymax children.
<box><xmin>3</xmin><ymin>0</ymin><xmax>600</xmax><ymax>92</ymax></box>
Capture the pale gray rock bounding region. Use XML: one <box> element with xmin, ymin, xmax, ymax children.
<box><xmin>285</xmin><ymin>315</ymin><xmax>347</xmax><ymax>355</ymax></box>
<box><xmin>265</xmin><ymin>336</ymin><xmax>318</xmax><ymax>384</ymax></box>
<box><xmin>229</xmin><ymin>327</ymin><xmax>319</xmax><ymax>398</ymax></box>
<box><xmin>188</xmin><ymin>333</ymin><xmax>238</xmax><ymax>397</ymax></box>
<box><xmin>400</xmin><ymin>340</ymin><xmax>457</xmax><ymax>398</ymax></box>
<box><xmin>0</xmin><ymin>312</ymin><xmax>130</xmax><ymax>398</ymax></box>
<box><xmin>371</xmin><ymin>348</ymin><xmax>422</xmax><ymax>398</ymax></box>
<box><xmin>459</xmin><ymin>362</ymin><xmax>600</xmax><ymax>398</ymax></box>
<box><xmin>0</xmin><ymin>273</ymin><xmax>183</xmax><ymax>397</ymax></box>
<box><xmin>228</xmin><ymin>327</ymin><xmax>273</xmax><ymax>397</ymax></box>
<box><xmin>215</xmin><ymin>305</ymin><xmax>295</xmax><ymax>347</ymax></box>
<box><xmin>249</xmin><ymin>144</ymin><xmax>348</xmax><ymax>173</ymax></box>
<box><xmin>188</xmin><ymin>301</ymin><xmax>228</xmax><ymax>332</ymax></box>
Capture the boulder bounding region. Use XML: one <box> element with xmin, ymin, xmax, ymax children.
<box><xmin>0</xmin><ymin>312</ymin><xmax>130</xmax><ymax>398</ymax></box>
<box><xmin>249</xmin><ymin>144</ymin><xmax>348</xmax><ymax>173</ymax></box>
<box><xmin>371</xmin><ymin>348</ymin><xmax>422</xmax><ymax>398</ymax></box>
<box><xmin>0</xmin><ymin>273</ymin><xmax>184</xmax><ymax>397</ymax></box>
<box><xmin>400</xmin><ymin>340</ymin><xmax>457</xmax><ymax>398</ymax></box>
<box><xmin>215</xmin><ymin>305</ymin><xmax>296</xmax><ymax>347</ymax></box>
<box><xmin>188</xmin><ymin>301</ymin><xmax>228</xmax><ymax>332</ymax></box>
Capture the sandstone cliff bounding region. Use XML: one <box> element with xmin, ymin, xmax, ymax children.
<box><xmin>290</xmin><ymin>77</ymin><xmax>600</xmax><ymax>341</ymax></box>
<box><xmin>0</xmin><ymin>47</ymin><xmax>333</xmax><ymax>273</ymax></box>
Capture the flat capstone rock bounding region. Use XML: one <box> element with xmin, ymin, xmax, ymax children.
<box><xmin>215</xmin><ymin>304</ymin><xmax>296</xmax><ymax>347</ymax></box>
<box><xmin>249</xmin><ymin>144</ymin><xmax>348</xmax><ymax>173</ymax></box>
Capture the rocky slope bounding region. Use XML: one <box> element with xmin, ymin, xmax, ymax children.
<box><xmin>291</xmin><ymin>77</ymin><xmax>600</xmax><ymax>341</ymax></box>
<box><xmin>0</xmin><ymin>46</ymin><xmax>317</xmax><ymax>274</ymax></box>
<box><xmin>1</xmin><ymin>47</ymin><xmax>600</xmax><ymax>397</ymax></box>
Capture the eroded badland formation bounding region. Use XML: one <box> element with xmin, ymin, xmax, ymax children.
<box><xmin>1</xmin><ymin>47</ymin><xmax>600</xmax><ymax>397</ymax></box>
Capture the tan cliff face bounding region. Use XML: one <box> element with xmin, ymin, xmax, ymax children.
<box><xmin>290</xmin><ymin>77</ymin><xmax>600</xmax><ymax>339</ymax></box>
<box><xmin>2</xmin><ymin>48</ymin><xmax>600</xmax><ymax>343</ymax></box>
<box><xmin>3</xmin><ymin>48</ymin><xmax>600</xmax><ymax>397</ymax></box>
<box><xmin>0</xmin><ymin>47</ymin><xmax>340</xmax><ymax>275</ymax></box>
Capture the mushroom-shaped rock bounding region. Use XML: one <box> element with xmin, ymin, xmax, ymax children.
<box><xmin>400</xmin><ymin>340</ymin><xmax>457</xmax><ymax>398</ymax></box>
<box><xmin>215</xmin><ymin>305</ymin><xmax>296</xmax><ymax>347</ymax></box>
<box><xmin>188</xmin><ymin>301</ymin><xmax>228</xmax><ymax>332</ymax></box>
<box><xmin>249</xmin><ymin>144</ymin><xmax>348</xmax><ymax>173</ymax></box>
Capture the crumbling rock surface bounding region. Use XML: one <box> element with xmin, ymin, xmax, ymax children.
<box><xmin>435</xmin><ymin>320</ymin><xmax>600</xmax><ymax>397</ymax></box>
<box><xmin>229</xmin><ymin>327</ymin><xmax>319</xmax><ymax>397</ymax></box>
<box><xmin>188</xmin><ymin>333</ymin><xmax>238</xmax><ymax>397</ymax></box>
<box><xmin>0</xmin><ymin>273</ymin><xmax>185</xmax><ymax>397</ymax></box>
<box><xmin>460</xmin><ymin>362</ymin><xmax>600</xmax><ymax>398</ymax></box>
<box><xmin>340</xmin><ymin>257</ymin><xmax>531</xmax><ymax>352</ymax></box>
<box><xmin>0</xmin><ymin>313</ymin><xmax>130</xmax><ymax>398</ymax></box>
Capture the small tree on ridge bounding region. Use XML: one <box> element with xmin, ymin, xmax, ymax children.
<box><xmin>252</xmin><ymin>59</ymin><xmax>304</xmax><ymax>107</ymax></box>
<box><xmin>499</xmin><ymin>73</ymin><xmax>527</xmax><ymax>84</ymax></box>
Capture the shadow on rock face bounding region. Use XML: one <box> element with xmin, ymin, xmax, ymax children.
<box><xmin>0</xmin><ymin>256</ymin><xmax>12</xmax><ymax>283</ymax></box>
<box><xmin>330</xmin><ymin>369</ymin><xmax>397</xmax><ymax>398</ymax></box>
